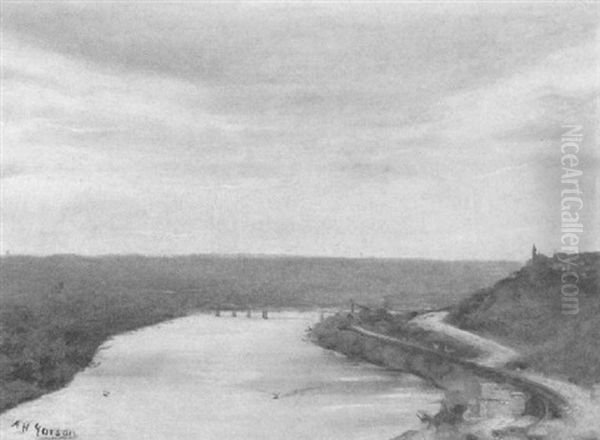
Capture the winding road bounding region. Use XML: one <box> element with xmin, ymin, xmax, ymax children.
<box><xmin>348</xmin><ymin>323</ymin><xmax>569</xmax><ymax>419</ymax></box>
<box><xmin>409</xmin><ymin>311</ymin><xmax>519</xmax><ymax>367</ymax></box>
<box><xmin>408</xmin><ymin>311</ymin><xmax>600</xmax><ymax>435</ymax></box>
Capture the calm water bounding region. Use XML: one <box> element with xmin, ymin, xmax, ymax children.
<box><xmin>0</xmin><ymin>312</ymin><xmax>441</xmax><ymax>440</ymax></box>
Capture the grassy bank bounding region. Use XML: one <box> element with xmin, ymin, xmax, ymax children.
<box><xmin>0</xmin><ymin>254</ymin><xmax>517</xmax><ymax>413</ymax></box>
<box><xmin>0</xmin><ymin>281</ymin><xmax>183</xmax><ymax>411</ymax></box>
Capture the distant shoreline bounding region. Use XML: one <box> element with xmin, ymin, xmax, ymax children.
<box><xmin>0</xmin><ymin>252</ymin><xmax>523</xmax><ymax>265</ymax></box>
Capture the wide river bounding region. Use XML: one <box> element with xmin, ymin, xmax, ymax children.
<box><xmin>0</xmin><ymin>311</ymin><xmax>441</xmax><ymax>440</ymax></box>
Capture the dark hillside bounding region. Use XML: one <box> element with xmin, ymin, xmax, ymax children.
<box><xmin>449</xmin><ymin>252</ymin><xmax>600</xmax><ymax>384</ymax></box>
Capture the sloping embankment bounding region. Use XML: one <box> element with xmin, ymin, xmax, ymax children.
<box><xmin>311</xmin><ymin>314</ymin><xmax>568</xmax><ymax>420</ymax></box>
<box><xmin>348</xmin><ymin>324</ymin><xmax>568</xmax><ymax>417</ymax></box>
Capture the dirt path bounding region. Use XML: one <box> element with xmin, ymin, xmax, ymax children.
<box><xmin>410</xmin><ymin>311</ymin><xmax>519</xmax><ymax>367</ymax></box>
<box><xmin>348</xmin><ymin>323</ymin><xmax>569</xmax><ymax>418</ymax></box>
<box><xmin>409</xmin><ymin>310</ymin><xmax>600</xmax><ymax>436</ymax></box>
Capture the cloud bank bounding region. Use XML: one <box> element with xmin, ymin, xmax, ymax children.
<box><xmin>1</xmin><ymin>2</ymin><xmax>598</xmax><ymax>259</ymax></box>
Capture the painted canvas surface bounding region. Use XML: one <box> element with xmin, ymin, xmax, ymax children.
<box><xmin>1</xmin><ymin>2</ymin><xmax>599</xmax><ymax>439</ymax></box>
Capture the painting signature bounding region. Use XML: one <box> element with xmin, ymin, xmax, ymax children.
<box><xmin>10</xmin><ymin>420</ymin><xmax>76</xmax><ymax>439</ymax></box>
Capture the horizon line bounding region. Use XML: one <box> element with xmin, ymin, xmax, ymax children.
<box><xmin>0</xmin><ymin>250</ymin><xmax>534</xmax><ymax>263</ymax></box>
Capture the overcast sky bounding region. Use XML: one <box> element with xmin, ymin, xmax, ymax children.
<box><xmin>1</xmin><ymin>1</ymin><xmax>599</xmax><ymax>260</ymax></box>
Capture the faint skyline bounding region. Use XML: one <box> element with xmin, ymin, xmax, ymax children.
<box><xmin>1</xmin><ymin>1</ymin><xmax>599</xmax><ymax>260</ymax></box>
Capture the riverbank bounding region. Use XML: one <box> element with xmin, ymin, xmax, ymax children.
<box><xmin>311</xmin><ymin>310</ymin><xmax>600</xmax><ymax>440</ymax></box>
<box><xmin>0</xmin><ymin>295</ymin><xmax>186</xmax><ymax>412</ymax></box>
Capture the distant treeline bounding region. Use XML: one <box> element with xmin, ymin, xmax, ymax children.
<box><xmin>1</xmin><ymin>254</ymin><xmax>520</xmax><ymax>308</ymax></box>
<box><xmin>0</xmin><ymin>254</ymin><xmax>518</xmax><ymax>412</ymax></box>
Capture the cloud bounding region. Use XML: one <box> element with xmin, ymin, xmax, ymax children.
<box><xmin>430</xmin><ymin>37</ymin><xmax>599</xmax><ymax>166</ymax></box>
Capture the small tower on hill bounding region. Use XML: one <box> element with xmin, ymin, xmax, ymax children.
<box><xmin>531</xmin><ymin>244</ymin><xmax>537</xmax><ymax>263</ymax></box>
